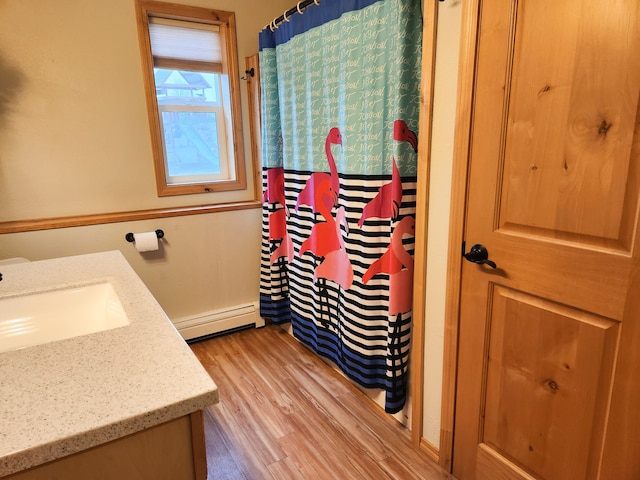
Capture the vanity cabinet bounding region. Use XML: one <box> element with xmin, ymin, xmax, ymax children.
<box><xmin>5</xmin><ymin>411</ymin><xmax>207</xmax><ymax>480</ymax></box>
<box><xmin>0</xmin><ymin>252</ymin><xmax>218</xmax><ymax>478</ymax></box>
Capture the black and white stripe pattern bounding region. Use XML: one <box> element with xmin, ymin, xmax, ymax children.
<box><xmin>260</xmin><ymin>168</ymin><xmax>417</xmax><ymax>413</ymax></box>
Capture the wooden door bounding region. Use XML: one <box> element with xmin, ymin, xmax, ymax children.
<box><xmin>453</xmin><ymin>1</ymin><xmax>640</xmax><ymax>479</ymax></box>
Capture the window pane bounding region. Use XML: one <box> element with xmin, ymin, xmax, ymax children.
<box><xmin>154</xmin><ymin>69</ymin><xmax>220</xmax><ymax>106</ymax></box>
<box><xmin>154</xmin><ymin>68</ymin><xmax>229</xmax><ymax>184</ymax></box>
<box><xmin>160</xmin><ymin>111</ymin><xmax>222</xmax><ymax>179</ymax></box>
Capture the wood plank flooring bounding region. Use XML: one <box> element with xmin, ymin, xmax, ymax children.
<box><xmin>189</xmin><ymin>325</ymin><xmax>455</xmax><ymax>480</ymax></box>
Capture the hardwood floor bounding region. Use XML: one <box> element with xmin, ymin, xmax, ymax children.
<box><xmin>189</xmin><ymin>325</ymin><xmax>454</xmax><ymax>480</ymax></box>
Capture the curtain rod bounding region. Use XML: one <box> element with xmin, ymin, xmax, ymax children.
<box><xmin>263</xmin><ymin>0</ymin><xmax>319</xmax><ymax>31</ymax></box>
<box><xmin>264</xmin><ymin>0</ymin><xmax>444</xmax><ymax>32</ymax></box>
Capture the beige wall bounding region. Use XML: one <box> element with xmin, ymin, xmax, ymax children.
<box><xmin>0</xmin><ymin>0</ymin><xmax>292</xmax><ymax>319</ymax></box>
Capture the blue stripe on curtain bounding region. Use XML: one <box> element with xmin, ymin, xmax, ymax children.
<box><xmin>259</xmin><ymin>0</ymin><xmax>422</xmax><ymax>414</ymax></box>
<box><xmin>259</xmin><ymin>0</ymin><xmax>384</xmax><ymax>50</ymax></box>
<box><xmin>258</xmin><ymin>294</ymin><xmax>291</xmax><ymax>322</ymax></box>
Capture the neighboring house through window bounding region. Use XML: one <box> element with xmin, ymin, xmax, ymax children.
<box><xmin>135</xmin><ymin>0</ymin><xmax>245</xmax><ymax>196</ymax></box>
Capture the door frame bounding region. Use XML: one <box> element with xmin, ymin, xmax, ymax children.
<box><xmin>409</xmin><ymin>0</ymin><xmax>439</xmax><ymax>462</ymax></box>
<box><xmin>410</xmin><ymin>0</ymin><xmax>483</xmax><ymax>472</ymax></box>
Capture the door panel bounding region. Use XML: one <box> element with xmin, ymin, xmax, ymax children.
<box><xmin>500</xmin><ymin>1</ymin><xmax>640</xmax><ymax>245</ymax></box>
<box><xmin>484</xmin><ymin>287</ymin><xmax>618</xmax><ymax>479</ymax></box>
<box><xmin>453</xmin><ymin>0</ymin><xmax>640</xmax><ymax>478</ymax></box>
<box><xmin>476</xmin><ymin>444</ymin><xmax>536</xmax><ymax>480</ymax></box>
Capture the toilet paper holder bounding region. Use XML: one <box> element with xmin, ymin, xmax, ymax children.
<box><xmin>125</xmin><ymin>229</ymin><xmax>164</xmax><ymax>243</ymax></box>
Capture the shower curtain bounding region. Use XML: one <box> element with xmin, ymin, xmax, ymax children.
<box><xmin>259</xmin><ymin>0</ymin><xmax>422</xmax><ymax>414</ymax></box>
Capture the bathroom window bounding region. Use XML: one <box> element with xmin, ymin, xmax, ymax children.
<box><xmin>135</xmin><ymin>1</ymin><xmax>246</xmax><ymax>196</ymax></box>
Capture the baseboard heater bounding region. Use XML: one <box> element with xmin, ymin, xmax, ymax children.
<box><xmin>172</xmin><ymin>302</ymin><xmax>264</xmax><ymax>341</ymax></box>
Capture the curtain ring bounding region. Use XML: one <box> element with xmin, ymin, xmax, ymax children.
<box><xmin>296</xmin><ymin>2</ymin><xmax>304</xmax><ymax>14</ymax></box>
<box><xmin>269</xmin><ymin>20</ymin><xmax>275</xmax><ymax>31</ymax></box>
<box><xmin>283</xmin><ymin>10</ymin><xmax>290</xmax><ymax>22</ymax></box>
<box><xmin>313</xmin><ymin>0</ymin><xmax>320</xmax><ymax>5</ymax></box>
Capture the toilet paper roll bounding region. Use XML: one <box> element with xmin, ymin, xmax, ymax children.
<box><xmin>133</xmin><ymin>232</ymin><xmax>159</xmax><ymax>252</ymax></box>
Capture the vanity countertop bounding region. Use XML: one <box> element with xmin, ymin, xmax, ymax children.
<box><xmin>0</xmin><ymin>251</ymin><xmax>219</xmax><ymax>477</ymax></box>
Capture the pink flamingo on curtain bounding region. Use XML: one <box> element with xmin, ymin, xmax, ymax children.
<box><xmin>362</xmin><ymin>216</ymin><xmax>415</xmax><ymax>292</ymax></box>
<box><xmin>385</xmin><ymin>217</ymin><xmax>415</xmax><ymax>317</ymax></box>
<box><xmin>358</xmin><ymin>119</ymin><xmax>417</xmax><ymax>227</ymax></box>
<box><xmin>266</xmin><ymin>206</ymin><xmax>293</xmax><ymax>294</ymax></box>
<box><xmin>358</xmin><ymin>157</ymin><xmax>402</xmax><ymax>227</ymax></box>
<box><xmin>268</xmin><ymin>209</ymin><xmax>294</xmax><ymax>265</ymax></box>
<box><xmin>263</xmin><ymin>167</ymin><xmax>288</xmax><ymax>215</ymax></box>
<box><xmin>264</xmin><ymin>166</ymin><xmax>292</xmax><ymax>287</ymax></box>
<box><xmin>314</xmin><ymin>206</ymin><xmax>353</xmax><ymax>290</ymax></box>
<box><xmin>298</xmin><ymin>178</ymin><xmax>353</xmax><ymax>327</ymax></box>
<box><xmin>393</xmin><ymin>119</ymin><xmax>418</xmax><ymax>152</ymax></box>
<box><xmin>299</xmin><ymin>180</ymin><xmax>345</xmax><ymax>258</ymax></box>
<box><xmin>295</xmin><ymin>127</ymin><xmax>342</xmax><ymax>215</ymax></box>
<box><xmin>313</xmin><ymin>206</ymin><xmax>353</xmax><ymax>329</ymax></box>
<box><xmin>362</xmin><ymin>215</ymin><xmax>415</xmax><ymax>394</ymax></box>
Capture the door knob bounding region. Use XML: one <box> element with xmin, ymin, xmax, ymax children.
<box><xmin>463</xmin><ymin>243</ymin><xmax>497</xmax><ymax>269</ymax></box>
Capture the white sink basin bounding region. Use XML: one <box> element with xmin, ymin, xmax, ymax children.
<box><xmin>0</xmin><ymin>282</ymin><xmax>129</xmax><ymax>353</ymax></box>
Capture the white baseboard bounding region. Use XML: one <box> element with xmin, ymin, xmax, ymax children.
<box><xmin>172</xmin><ymin>302</ymin><xmax>264</xmax><ymax>340</ymax></box>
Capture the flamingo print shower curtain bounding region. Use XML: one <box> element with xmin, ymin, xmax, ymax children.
<box><xmin>259</xmin><ymin>0</ymin><xmax>422</xmax><ymax>414</ymax></box>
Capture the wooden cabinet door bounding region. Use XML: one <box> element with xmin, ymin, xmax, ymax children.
<box><xmin>453</xmin><ymin>1</ymin><xmax>640</xmax><ymax>479</ymax></box>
